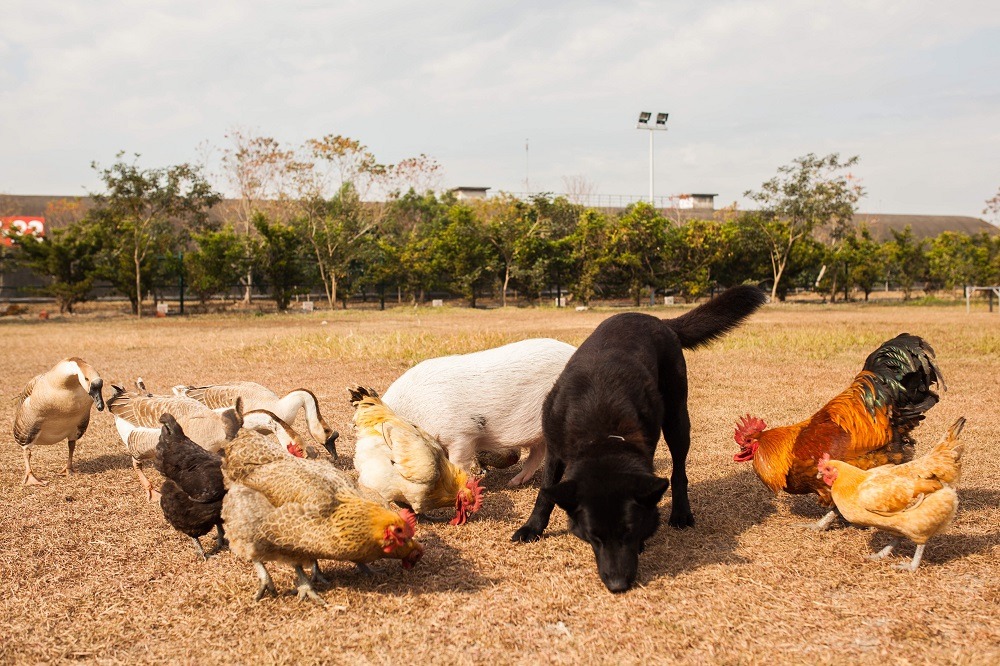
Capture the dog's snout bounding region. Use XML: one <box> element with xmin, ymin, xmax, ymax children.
<box><xmin>595</xmin><ymin>543</ymin><xmax>638</xmax><ymax>593</ymax></box>
<box><xmin>600</xmin><ymin>573</ymin><xmax>634</xmax><ymax>593</ymax></box>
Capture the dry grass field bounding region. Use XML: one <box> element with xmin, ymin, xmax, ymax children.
<box><xmin>1</xmin><ymin>302</ymin><xmax>998</xmax><ymax>665</ymax></box>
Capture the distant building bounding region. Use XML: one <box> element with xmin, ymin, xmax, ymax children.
<box><xmin>677</xmin><ymin>193</ymin><xmax>718</xmax><ymax>210</ymax></box>
<box><xmin>448</xmin><ymin>186</ymin><xmax>490</xmax><ymax>201</ymax></box>
<box><xmin>852</xmin><ymin>213</ymin><xmax>996</xmax><ymax>241</ymax></box>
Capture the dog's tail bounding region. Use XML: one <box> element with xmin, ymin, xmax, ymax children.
<box><xmin>664</xmin><ymin>285</ymin><xmax>767</xmax><ymax>349</ymax></box>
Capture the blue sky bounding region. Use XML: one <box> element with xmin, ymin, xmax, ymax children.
<box><xmin>2</xmin><ymin>1</ymin><xmax>998</xmax><ymax>217</ymax></box>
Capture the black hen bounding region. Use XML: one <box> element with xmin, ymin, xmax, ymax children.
<box><xmin>154</xmin><ymin>413</ymin><xmax>226</xmax><ymax>560</ymax></box>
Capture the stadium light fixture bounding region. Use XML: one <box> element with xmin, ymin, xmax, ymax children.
<box><xmin>635</xmin><ymin>111</ymin><xmax>669</xmax><ymax>204</ymax></box>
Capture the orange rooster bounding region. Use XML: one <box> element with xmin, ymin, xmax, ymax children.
<box><xmin>816</xmin><ymin>417</ymin><xmax>965</xmax><ymax>571</ymax></box>
<box><xmin>733</xmin><ymin>333</ymin><xmax>945</xmax><ymax>529</ymax></box>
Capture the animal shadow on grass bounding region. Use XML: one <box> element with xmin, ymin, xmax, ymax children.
<box><xmin>315</xmin><ymin>531</ymin><xmax>495</xmax><ymax>596</ymax></box>
<box><xmin>75</xmin><ymin>453</ymin><xmax>133</xmax><ymax>474</ymax></box>
<box><xmin>639</xmin><ymin>468</ymin><xmax>779</xmax><ymax>581</ymax></box>
<box><xmin>865</xmin><ymin>486</ymin><xmax>1000</xmax><ymax>566</ymax></box>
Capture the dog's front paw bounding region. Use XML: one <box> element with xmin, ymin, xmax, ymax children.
<box><xmin>668</xmin><ymin>508</ymin><xmax>695</xmax><ymax>529</ymax></box>
<box><xmin>511</xmin><ymin>524</ymin><xmax>544</xmax><ymax>543</ymax></box>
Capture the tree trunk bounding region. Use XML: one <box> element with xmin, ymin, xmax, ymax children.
<box><xmin>770</xmin><ymin>256</ymin><xmax>786</xmax><ymax>302</ymax></box>
<box><xmin>134</xmin><ymin>248</ymin><xmax>142</xmax><ymax>319</ymax></box>
<box><xmin>501</xmin><ymin>266</ymin><xmax>510</xmax><ymax>307</ymax></box>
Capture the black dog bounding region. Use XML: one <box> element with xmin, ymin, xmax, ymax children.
<box><xmin>512</xmin><ymin>285</ymin><xmax>766</xmax><ymax>592</ymax></box>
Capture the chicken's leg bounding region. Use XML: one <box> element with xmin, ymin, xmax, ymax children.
<box><xmin>311</xmin><ymin>561</ymin><xmax>330</xmax><ymax>586</ymax></box>
<box><xmin>132</xmin><ymin>459</ymin><xmax>161</xmax><ymax>502</ymax></box>
<box><xmin>894</xmin><ymin>544</ymin><xmax>924</xmax><ymax>572</ymax></box>
<box><xmin>190</xmin><ymin>536</ymin><xmax>208</xmax><ymax>561</ymax></box>
<box><xmin>22</xmin><ymin>447</ymin><xmax>48</xmax><ymax>486</ymax></box>
<box><xmin>253</xmin><ymin>560</ymin><xmax>277</xmax><ymax>601</ymax></box>
<box><xmin>804</xmin><ymin>510</ymin><xmax>838</xmax><ymax>531</ymax></box>
<box><xmin>60</xmin><ymin>440</ymin><xmax>76</xmax><ymax>476</ymax></box>
<box><xmin>212</xmin><ymin>524</ymin><xmax>228</xmax><ymax>553</ymax></box>
<box><xmin>294</xmin><ymin>564</ymin><xmax>326</xmax><ymax>605</ymax></box>
<box><xmin>868</xmin><ymin>537</ymin><xmax>899</xmax><ymax>561</ymax></box>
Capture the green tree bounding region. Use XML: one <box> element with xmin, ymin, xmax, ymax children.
<box><xmin>525</xmin><ymin>195</ymin><xmax>582</xmax><ymax>305</ymax></box>
<box><xmin>663</xmin><ymin>219</ymin><xmax>727</xmax><ymax>300</ymax></box>
<box><xmin>185</xmin><ymin>225</ymin><xmax>251</xmax><ymax>305</ymax></box>
<box><xmin>9</xmin><ymin>221</ymin><xmax>100</xmax><ymax>313</ymax></box>
<box><xmin>253</xmin><ymin>213</ymin><xmax>312</xmax><ymax>310</ymax></box>
<box><xmin>567</xmin><ymin>208</ymin><xmax>610</xmax><ymax>306</ymax></box>
<box><xmin>744</xmin><ymin>153</ymin><xmax>864</xmax><ymax>301</ymax></box>
<box><xmin>711</xmin><ymin>216</ymin><xmax>772</xmax><ymax>289</ymax></box>
<box><xmin>479</xmin><ymin>195</ymin><xmax>543</xmax><ymax>307</ymax></box>
<box><xmin>844</xmin><ymin>226</ymin><xmax>885</xmax><ymax>302</ymax></box>
<box><xmin>926</xmin><ymin>231</ymin><xmax>987</xmax><ymax>292</ymax></box>
<box><xmin>88</xmin><ymin>153</ymin><xmax>220</xmax><ymax>316</ymax></box>
<box><xmin>429</xmin><ymin>203</ymin><xmax>497</xmax><ymax>307</ymax></box>
<box><xmin>605</xmin><ymin>202</ymin><xmax>668</xmax><ymax>305</ymax></box>
<box><xmin>393</xmin><ymin>191</ymin><xmax>450</xmax><ymax>303</ymax></box>
<box><xmin>885</xmin><ymin>226</ymin><xmax>926</xmax><ymax>300</ymax></box>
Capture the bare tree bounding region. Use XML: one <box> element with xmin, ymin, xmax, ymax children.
<box><xmin>220</xmin><ymin>128</ymin><xmax>295</xmax><ymax>303</ymax></box>
<box><xmin>562</xmin><ymin>175</ymin><xmax>597</xmax><ymax>205</ymax></box>
<box><xmin>985</xmin><ymin>186</ymin><xmax>1000</xmax><ymax>225</ymax></box>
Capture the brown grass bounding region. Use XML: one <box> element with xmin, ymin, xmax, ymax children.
<box><xmin>1</xmin><ymin>303</ymin><xmax>998</xmax><ymax>665</ymax></box>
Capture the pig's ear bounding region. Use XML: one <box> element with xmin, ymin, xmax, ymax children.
<box><xmin>541</xmin><ymin>480</ymin><xmax>578</xmax><ymax>513</ymax></box>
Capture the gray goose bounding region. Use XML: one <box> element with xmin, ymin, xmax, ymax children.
<box><xmin>14</xmin><ymin>357</ymin><xmax>105</xmax><ymax>485</ymax></box>
<box><xmin>108</xmin><ymin>385</ymin><xmax>242</xmax><ymax>499</ymax></box>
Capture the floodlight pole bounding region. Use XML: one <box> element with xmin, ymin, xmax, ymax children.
<box><xmin>636</xmin><ymin>112</ymin><xmax>668</xmax><ymax>205</ymax></box>
<box><xmin>648</xmin><ymin>130</ymin><xmax>655</xmax><ymax>203</ymax></box>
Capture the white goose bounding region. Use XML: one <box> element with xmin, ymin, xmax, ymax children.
<box><xmin>173</xmin><ymin>382</ymin><xmax>339</xmax><ymax>456</ymax></box>
<box><xmin>14</xmin><ymin>358</ymin><xmax>105</xmax><ymax>485</ymax></box>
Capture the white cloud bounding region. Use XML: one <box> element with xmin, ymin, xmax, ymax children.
<box><xmin>1</xmin><ymin>0</ymin><xmax>998</xmax><ymax>214</ymax></box>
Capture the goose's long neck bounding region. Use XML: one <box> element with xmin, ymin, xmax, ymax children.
<box><xmin>280</xmin><ymin>390</ymin><xmax>325</xmax><ymax>441</ymax></box>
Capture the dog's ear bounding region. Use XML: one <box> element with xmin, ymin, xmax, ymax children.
<box><xmin>634</xmin><ymin>475</ymin><xmax>670</xmax><ymax>507</ymax></box>
<box><xmin>541</xmin><ymin>480</ymin><xmax>579</xmax><ymax>513</ymax></box>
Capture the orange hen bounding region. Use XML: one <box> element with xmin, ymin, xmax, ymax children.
<box><xmin>816</xmin><ymin>417</ymin><xmax>965</xmax><ymax>570</ymax></box>
<box><xmin>733</xmin><ymin>333</ymin><xmax>944</xmax><ymax>528</ymax></box>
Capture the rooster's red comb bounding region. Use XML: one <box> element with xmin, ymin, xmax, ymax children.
<box><xmin>398</xmin><ymin>509</ymin><xmax>417</xmax><ymax>539</ymax></box>
<box><xmin>450</xmin><ymin>477</ymin><xmax>485</xmax><ymax>526</ymax></box>
<box><xmin>734</xmin><ymin>414</ymin><xmax>767</xmax><ymax>443</ymax></box>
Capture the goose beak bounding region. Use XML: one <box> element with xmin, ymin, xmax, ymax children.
<box><xmin>89</xmin><ymin>379</ymin><xmax>105</xmax><ymax>412</ymax></box>
<box><xmin>323</xmin><ymin>430</ymin><xmax>339</xmax><ymax>459</ymax></box>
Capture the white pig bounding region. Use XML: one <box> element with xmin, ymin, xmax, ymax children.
<box><xmin>381</xmin><ymin>338</ymin><xmax>576</xmax><ymax>486</ymax></box>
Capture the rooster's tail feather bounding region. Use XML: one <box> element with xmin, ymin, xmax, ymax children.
<box><xmin>348</xmin><ymin>386</ymin><xmax>382</xmax><ymax>406</ymax></box>
<box><xmin>859</xmin><ymin>334</ymin><xmax>944</xmax><ymax>428</ymax></box>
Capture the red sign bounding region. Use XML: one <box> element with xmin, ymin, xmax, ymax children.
<box><xmin>1</xmin><ymin>217</ymin><xmax>45</xmax><ymax>246</ymax></box>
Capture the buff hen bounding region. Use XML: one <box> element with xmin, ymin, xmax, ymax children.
<box><xmin>817</xmin><ymin>417</ymin><xmax>965</xmax><ymax>571</ymax></box>
<box><xmin>221</xmin><ymin>427</ymin><xmax>423</xmax><ymax>604</ymax></box>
